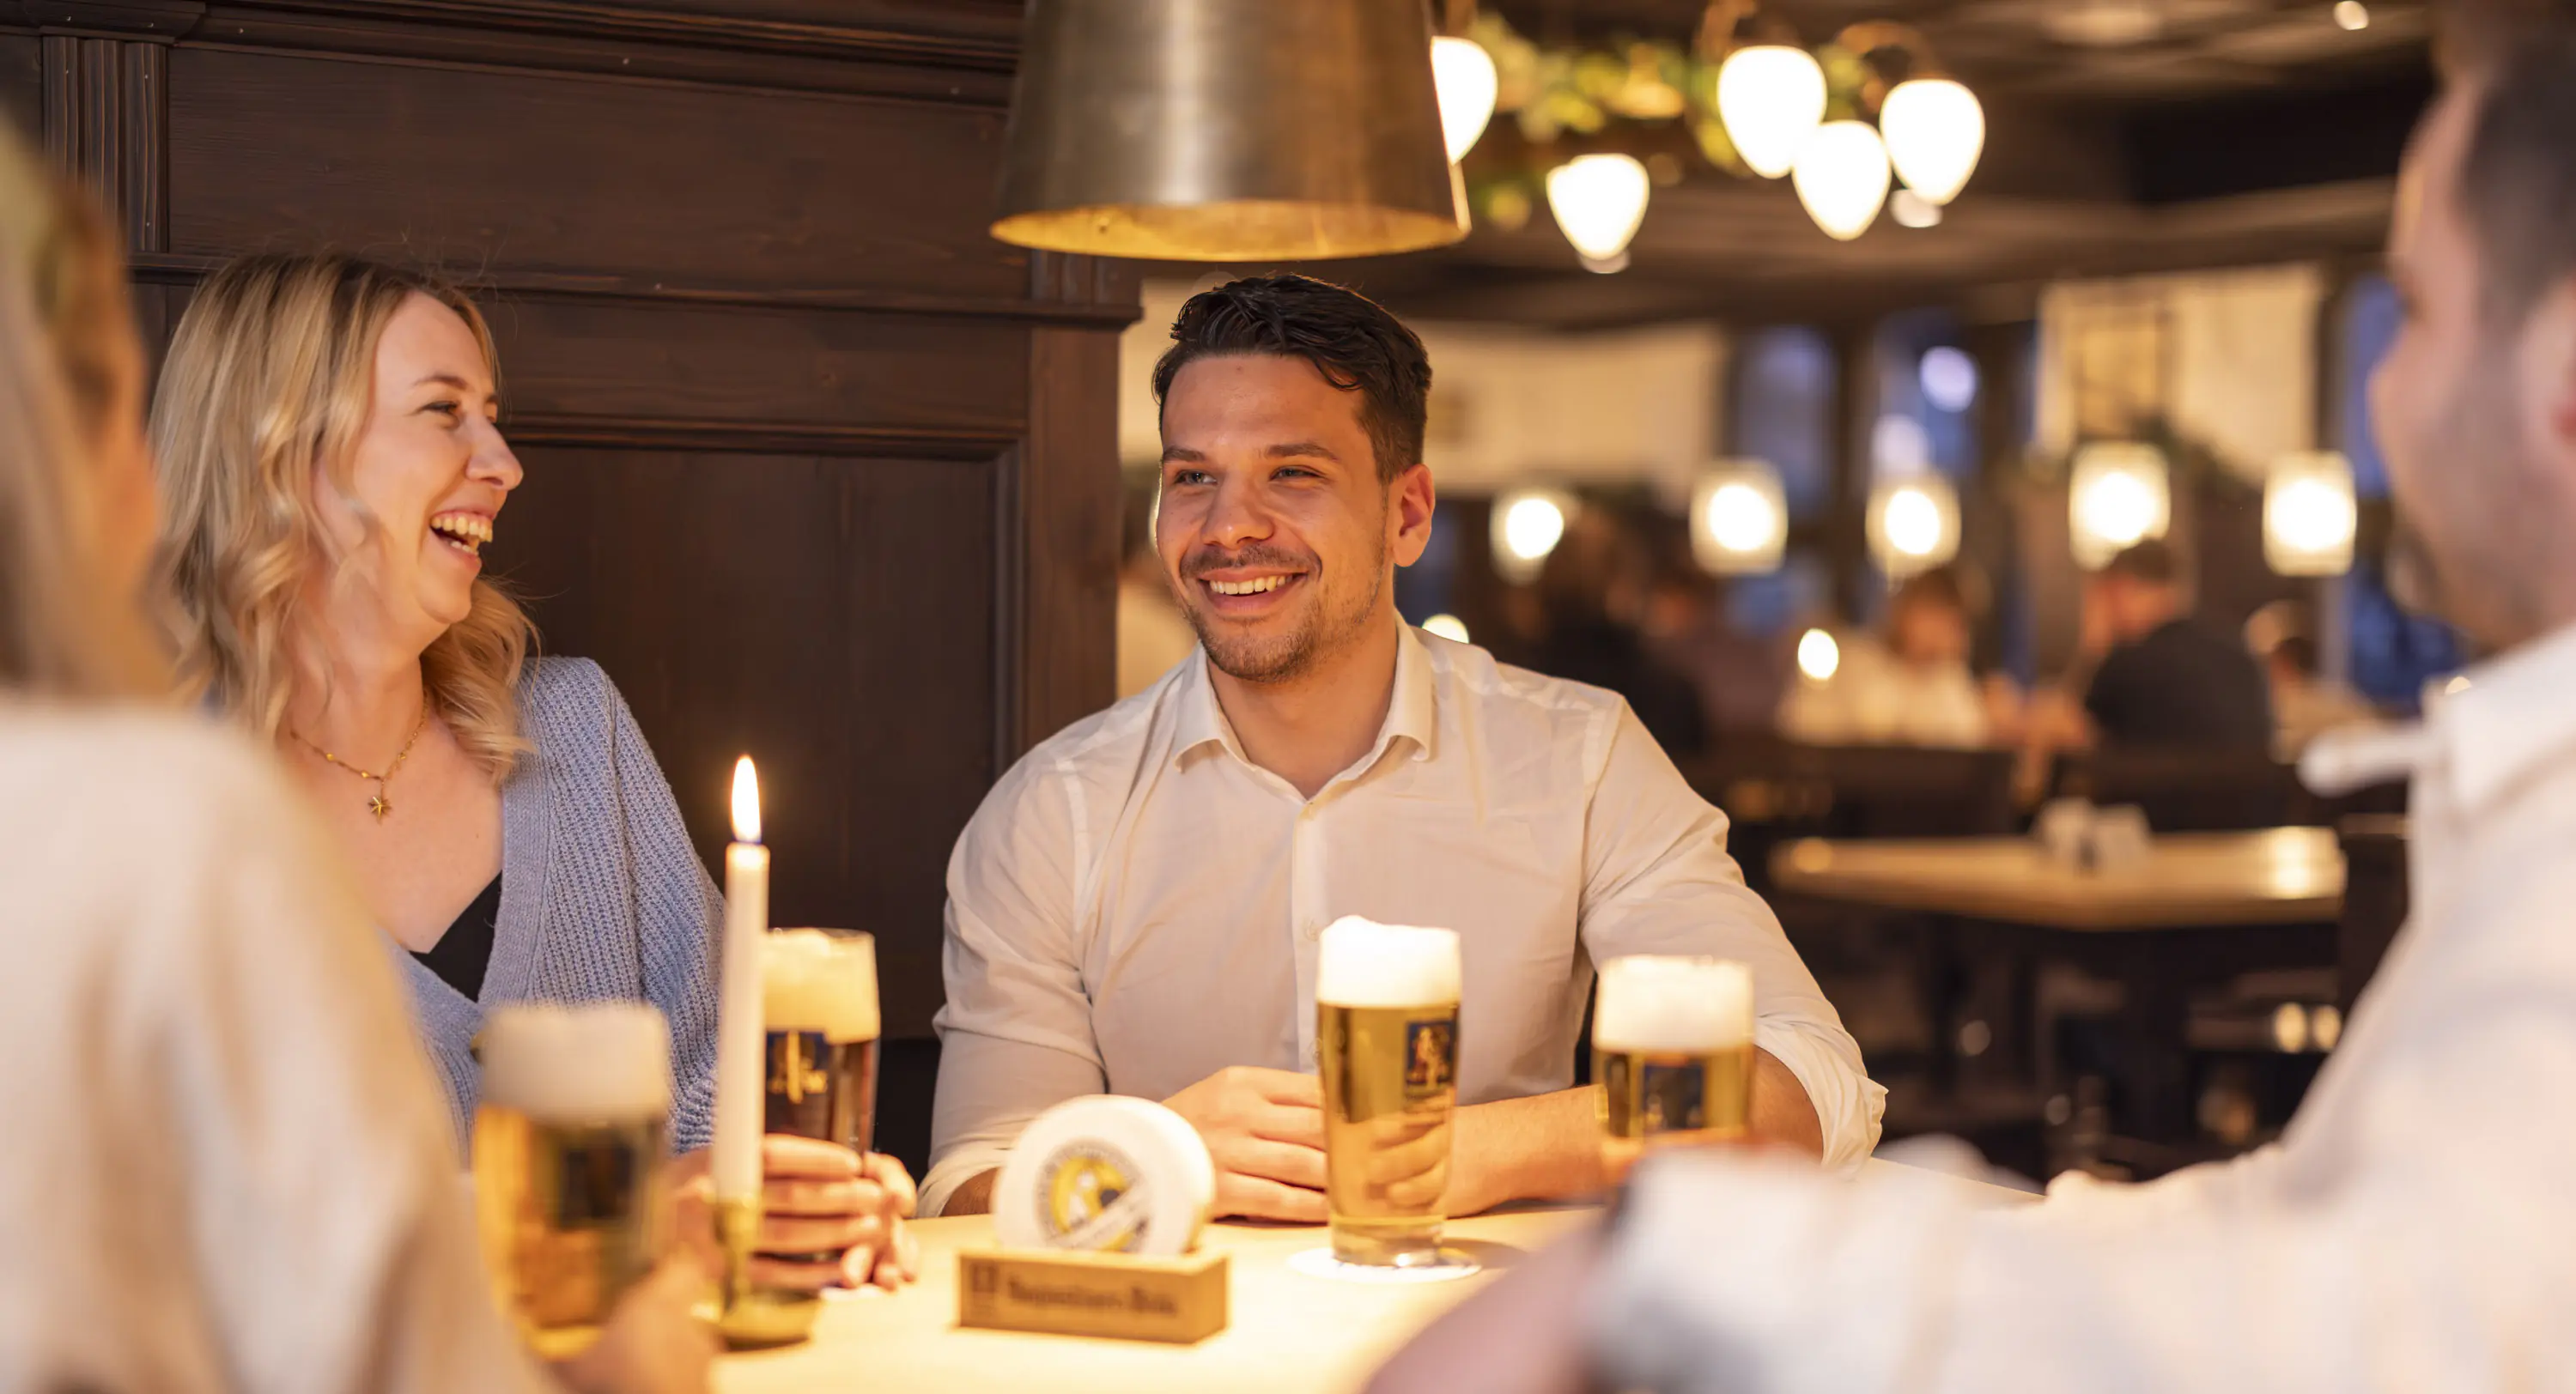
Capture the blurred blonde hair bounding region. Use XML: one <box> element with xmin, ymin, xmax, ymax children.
<box><xmin>151</xmin><ymin>253</ymin><xmax>533</xmax><ymax>777</ymax></box>
<box><xmin>0</xmin><ymin>122</ymin><xmax>162</xmax><ymax>696</ymax></box>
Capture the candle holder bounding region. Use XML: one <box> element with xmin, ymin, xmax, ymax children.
<box><xmin>708</xmin><ymin>1196</ymin><xmax>821</xmax><ymax>1349</ymax></box>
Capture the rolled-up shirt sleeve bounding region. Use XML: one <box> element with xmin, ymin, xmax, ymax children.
<box><xmin>923</xmin><ymin>757</ymin><xmax>1107</xmax><ymax>1216</ymax></box>
<box><xmin>1577</xmin><ymin>706</ymin><xmax>1885</xmax><ymax>1170</ymax></box>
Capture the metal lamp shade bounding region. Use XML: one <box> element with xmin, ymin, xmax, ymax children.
<box><xmin>992</xmin><ymin>0</ymin><xmax>1465</xmax><ymax>261</ymax></box>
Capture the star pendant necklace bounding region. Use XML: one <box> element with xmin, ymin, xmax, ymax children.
<box><xmin>295</xmin><ymin>708</ymin><xmax>429</xmax><ymax>822</ymax></box>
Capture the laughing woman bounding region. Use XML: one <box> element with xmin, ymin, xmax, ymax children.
<box><xmin>150</xmin><ymin>253</ymin><xmax>914</xmax><ymax>1292</ymax></box>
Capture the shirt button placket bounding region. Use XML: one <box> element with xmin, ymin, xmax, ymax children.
<box><xmin>1292</xmin><ymin>800</ymin><xmax>1324</xmax><ymax>1069</ymax></box>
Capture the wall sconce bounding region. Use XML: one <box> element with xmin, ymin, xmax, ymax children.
<box><xmin>1492</xmin><ymin>488</ymin><xmax>1577</xmax><ymax>584</ymax></box>
<box><xmin>1690</xmin><ymin>459</ymin><xmax>1788</xmax><ymax>575</ymax></box>
<box><xmin>2264</xmin><ymin>450</ymin><xmax>2357</xmax><ymax>577</ymax></box>
<box><xmin>1867</xmin><ymin>473</ymin><xmax>1960</xmax><ymax>579</ymax></box>
<box><xmin>2069</xmin><ymin>441</ymin><xmax>2172</xmax><ymax>569</ymax></box>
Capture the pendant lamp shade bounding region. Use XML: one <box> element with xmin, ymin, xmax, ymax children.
<box><xmin>993</xmin><ymin>0</ymin><xmax>1464</xmax><ymax>261</ymax></box>
<box><xmin>1878</xmin><ymin>78</ymin><xmax>1985</xmax><ymax>205</ymax></box>
<box><xmin>1791</xmin><ymin>120</ymin><xmax>1893</xmax><ymax>241</ymax></box>
<box><xmin>1715</xmin><ymin>45</ymin><xmax>1826</xmax><ymax>180</ymax></box>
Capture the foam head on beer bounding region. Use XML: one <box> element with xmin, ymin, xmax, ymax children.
<box><xmin>1593</xmin><ymin>956</ymin><xmax>1753</xmax><ymax>1054</ymax></box>
<box><xmin>761</xmin><ymin>928</ymin><xmax>880</xmax><ymax>1041</ymax></box>
<box><xmin>480</xmin><ymin>1002</ymin><xmax>672</xmax><ymax>1123</ymax></box>
<box><xmin>1316</xmin><ymin>916</ymin><xmax>1461</xmax><ymax>1007</ymax></box>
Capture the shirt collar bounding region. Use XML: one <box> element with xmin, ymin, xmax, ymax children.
<box><xmin>1169</xmin><ymin>622</ymin><xmax>1440</xmax><ymax>773</ymax></box>
<box><xmin>2299</xmin><ymin>621</ymin><xmax>2576</xmax><ymax>815</ymax></box>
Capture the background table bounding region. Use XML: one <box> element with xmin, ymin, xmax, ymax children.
<box><xmin>716</xmin><ymin>1160</ymin><xmax>2032</xmax><ymax>1394</ymax></box>
<box><xmin>1771</xmin><ymin>828</ymin><xmax>2346</xmax><ymax>1155</ymax></box>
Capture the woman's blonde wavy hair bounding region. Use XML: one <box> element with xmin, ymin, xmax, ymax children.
<box><xmin>151</xmin><ymin>253</ymin><xmax>534</xmax><ymax>777</ymax></box>
<box><xmin>0</xmin><ymin>123</ymin><xmax>163</xmax><ymax>698</ymax></box>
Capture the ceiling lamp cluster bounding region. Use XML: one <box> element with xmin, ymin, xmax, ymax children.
<box><xmin>1433</xmin><ymin>3</ymin><xmax>1989</xmax><ymax>266</ymax></box>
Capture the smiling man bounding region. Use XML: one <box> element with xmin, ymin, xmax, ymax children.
<box><xmin>920</xmin><ymin>275</ymin><xmax>1880</xmax><ymax>1221</ymax></box>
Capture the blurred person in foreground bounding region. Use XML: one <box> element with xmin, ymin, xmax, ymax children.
<box><xmin>2245</xmin><ymin>599</ymin><xmax>2383</xmax><ymax>758</ymax></box>
<box><xmin>0</xmin><ymin>128</ymin><xmax>708</xmax><ymax>1393</ymax></box>
<box><xmin>925</xmin><ymin>274</ymin><xmax>1879</xmax><ymax>1220</ymax></box>
<box><xmin>1369</xmin><ymin>6</ymin><xmax>2576</xmax><ymax>1389</ymax></box>
<box><xmin>1779</xmin><ymin>566</ymin><xmax>2021</xmax><ymax>748</ymax></box>
<box><xmin>149</xmin><ymin>252</ymin><xmax>914</xmax><ymax>1292</ymax></box>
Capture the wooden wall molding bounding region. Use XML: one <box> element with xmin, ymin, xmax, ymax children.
<box><xmin>501</xmin><ymin>413</ymin><xmax>1018</xmax><ymax>461</ymax></box>
<box><xmin>33</xmin><ymin>4</ymin><xmax>187</xmax><ymax>249</ymax></box>
<box><xmin>127</xmin><ymin>252</ymin><xmax>1137</xmax><ymax>329</ymax></box>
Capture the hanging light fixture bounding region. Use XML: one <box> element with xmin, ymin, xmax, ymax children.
<box><xmin>992</xmin><ymin>0</ymin><xmax>1461</xmax><ymax>260</ymax></box>
<box><xmin>1546</xmin><ymin>153</ymin><xmax>1651</xmax><ymax>273</ymax></box>
<box><xmin>2264</xmin><ymin>451</ymin><xmax>2358</xmax><ymax>576</ymax></box>
<box><xmin>1877</xmin><ymin>77</ymin><xmax>1985</xmax><ymax>205</ymax></box>
<box><xmin>1492</xmin><ymin>488</ymin><xmax>1577</xmax><ymax>585</ymax></box>
<box><xmin>2069</xmin><ymin>441</ymin><xmax>2172</xmax><ymax>569</ymax></box>
<box><xmin>1790</xmin><ymin>120</ymin><xmax>1892</xmax><ymax>240</ymax></box>
<box><xmin>1432</xmin><ymin>35</ymin><xmax>1499</xmax><ymax>164</ymax></box>
<box><xmin>1691</xmin><ymin>459</ymin><xmax>1789</xmax><ymax>575</ymax></box>
<box><xmin>1715</xmin><ymin>45</ymin><xmax>1826</xmax><ymax>180</ymax></box>
<box><xmin>1867</xmin><ymin>474</ymin><xmax>1960</xmax><ymax>579</ymax></box>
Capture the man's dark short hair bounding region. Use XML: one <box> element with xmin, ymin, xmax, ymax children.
<box><xmin>1150</xmin><ymin>273</ymin><xmax>1431</xmax><ymax>484</ymax></box>
<box><xmin>2442</xmin><ymin>1</ymin><xmax>2576</xmax><ymax>321</ymax></box>
<box><xmin>2100</xmin><ymin>539</ymin><xmax>2179</xmax><ymax>586</ymax></box>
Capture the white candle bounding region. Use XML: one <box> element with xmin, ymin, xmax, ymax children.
<box><xmin>714</xmin><ymin>755</ymin><xmax>768</xmax><ymax>1203</ymax></box>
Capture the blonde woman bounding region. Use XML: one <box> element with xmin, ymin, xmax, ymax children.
<box><xmin>0</xmin><ymin>128</ymin><xmax>709</xmax><ymax>1392</ymax></box>
<box><xmin>151</xmin><ymin>252</ymin><xmax>916</xmax><ymax>1293</ymax></box>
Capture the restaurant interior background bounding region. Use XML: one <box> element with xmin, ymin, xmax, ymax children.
<box><xmin>8</xmin><ymin>0</ymin><xmax>2439</xmax><ymax>1186</ymax></box>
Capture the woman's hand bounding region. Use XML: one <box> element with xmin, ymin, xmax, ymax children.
<box><xmin>671</xmin><ymin>1137</ymin><xmax>922</xmax><ymax>1292</ymax></box>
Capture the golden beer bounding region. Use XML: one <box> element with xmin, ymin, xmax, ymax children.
<box><xmin>1594</xmin><ymin>956</ymin><xmax>1754</xmax><ymax>1185</ymax></box>
<box><xmin>1316</xmin><ymin>918</ymin><xmax>1462</xmax><ymax>1268</ymax></box>
<box><xmin>473</xmin><ymin>1003</ymin><xmax>672</xmax><ymax>1359</ymax></box>
<box><xmin>758</xmin><ymin>928</ymin><xmax>881</xmax><ymax>1276</ymax></box>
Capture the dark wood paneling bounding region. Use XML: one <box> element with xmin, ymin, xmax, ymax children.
<box><xmin>492</xmin><ymin>445</ymin><xmax>1004</xmax><ymax>1039</ymax></box>
<box><xmin>0</xmin><ymin>34</ymin><xmax>38</xmax><ymax>136</ymax></box>
<box><xmin>166</xmin><ymin>45</ymin><xmax>1023</xmax><ymax>297</ymax></box>
<box><xmin>42</xmin><ymin>0</ymin><xmax>1139</xmax><ymax>1041</ymax></box>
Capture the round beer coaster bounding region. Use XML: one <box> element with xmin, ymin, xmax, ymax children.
<box><xmin>1285</xmin><ymin>1246</ymin><xmax>1483</xmax><ymax>1285</ymax></box>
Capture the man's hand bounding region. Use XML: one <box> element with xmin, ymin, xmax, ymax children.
<box><xmin>552</xmin><ymin>1253</ymin><xmax>717</xmax><ymax>1394</ymax></box>
<box><xmin>1162</xmin><ymin>1066</ymin><xmax>1328</xmax><ymax>1221</ymax></box>
<box><xmin>672</xmin><ymin>1136</ymin><xmax>920</xmax><ymax>1292</ymax></box>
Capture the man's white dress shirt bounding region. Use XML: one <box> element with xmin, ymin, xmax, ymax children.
<box><xmin>925</xmin><ymin>627</ymin><xmax>1882</xmax><ymax>1215</ymax></box>
<box><xmin>1595</xmin><ymin>621</ymin><xmax>2576</xmax><ymax>1393</ymax></box>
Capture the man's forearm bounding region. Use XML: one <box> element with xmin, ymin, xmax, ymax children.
<box><xmin>1451</xmin><ymin>1049</ymin><xmax>1822</xmax><ymax>1214</ymax></box>
<box><xmin>939</xmin><ymin>1167</ymin><xmax>999</xmax><ymax>1217</ymax></box>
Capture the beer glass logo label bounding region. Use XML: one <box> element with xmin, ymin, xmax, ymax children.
<box><xmin>768</xmin><ymin>1029</ymin><xmax>831</xmax><ymax>1102</ymax></box>
<box><xmin>1638</xmin><ymin>1061</ymin><xmax>1707</xmax><ymax>1133</ymax></box>
<box><xmin>1036</xmin><ymin>1142</ymin><xmax>1146</xmax><ymax>1253</ymax></box>
<box><xmin>1403</xmin><ymin>1018</ymin><xmax>1455</xmax><ymax>1098</ymax></box>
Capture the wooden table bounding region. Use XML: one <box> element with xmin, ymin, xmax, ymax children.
<box><xmin>717</xmin><ymin>1160</ymin><xmax>2032</xmax><ymax>1394</ymax></box>
<box><xmin>1770</xmin><ymin>828</ymin><xmax>2347</xmax><ymax>1152</ymax></box>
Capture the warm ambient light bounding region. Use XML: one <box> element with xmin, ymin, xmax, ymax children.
<box><xmin>1432</xmin><ymin>36</ymin><xmax>1498</xmax><ymax>164</ymax></box>
<box><xmin>1889</xmin><ymin>188</ymin><xmax>1941</xmax><ymax>228</ymax></box>
<box><xmin>1546</xmin><ymin>153</ymin><xmax>1651</xmax><ymax>272</ymax></box>
<box><xmin>1878</xmin><ymin>77</ymin><xmax>1985</xmax><ymax>206</ymax></box>
<box><xmin>730</xmin><ymin>755</ymin><xmax>762</xmax><ymax>844</ymax></box>
<box><xmin>1492</xmin><ymin>488</ymin><xmax>1575</xmax><ymax>584</ymax></box>
<box><xmin>1791</xmin><ymin>120</ymin><xmax>1893</xmax><ymax>240</ymax></box>
<box><xmin>1868</xmin><ymin>475</ymin><xmax>1961</xmax><ymax>579</ymax></box>
<box><xmin>1422</xmin><ymin>613</ymin><xmax>1471</xmax><ymax>643</ymax></box>
<box><xmin>2334</xmin><ymin>1</ymin><xmax>2370</xmax><ymax>31</ymax></box>
<box><xmin>1796</xmin><ymin>627</ymin><xmax>1841</xmax><ymax>682</ymax></box>
<box><xmin>2069</xmin><ymin>441</ymin><xmax>2172</xmax><ymax>568</ymax></box>
<box><xmin>1715</xmin><ymin>45</ymin><xmax>1826</xmax><ymax>179</ymax></box>
<box><xmin>1691</xmin><ymin>460</ymin><xmax>1789</xmax><ymax>575</ymax></box>
<box><xmin>2271</xmin><ymin>1002</ymin><xmax>2311</xmax><ymax>1053</ymax></box>
<box><xmin>2264</xmin><ymin>451</ymin><xmax>2358</xmax><ymax>577</ymax></box>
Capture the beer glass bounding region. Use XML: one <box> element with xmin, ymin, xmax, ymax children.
<box><xmin>1594</xmin><ymin>955</ymin><xmax>1753</xmax><ymax>1185</ymax></box>
<box><xmin>1316</xmin><ymin>918</ymin><xmax>1461</xmax><ymax>1268</ymax></box>
<box><xmin>758</xmin><ymin>928</ymin><xmax>880</xmax><ymax>1269</ymax></box>
<box><xmin>474</xmin><ymin>1003</ymin><xmax>672</xmax><ymax>1359</ymax></box>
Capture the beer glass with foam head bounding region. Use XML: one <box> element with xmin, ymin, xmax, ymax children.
<box><xmin>1316</xmin><ymin>918</ymin><xmax>1461</xmax><ymax>1268</ymax></box>
<box><xmin>1594</xmin><ymin>955</ymin><xmax>1753</xmax><ymax>1185</ymax></box>
<box><xmin>760</xmin><ymin>928</ymin><xmax>880</xmax><ymax>1158</ymax></box>
<box><xmin>473</xmin><ymin>1003</ymin><xmax>672</xmax><ymax>1359</ymax></box>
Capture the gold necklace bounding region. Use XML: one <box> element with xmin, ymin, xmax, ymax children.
<box><xmin>294</xmin><ymin>709</ymin><xmax>429</xmax><ymax>822</ymax></box>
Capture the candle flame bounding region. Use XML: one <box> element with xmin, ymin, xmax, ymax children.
<box><xmin>731</xmin><ymin>756</ymin><xmax>761</xmax><ymax>844</ymax></box>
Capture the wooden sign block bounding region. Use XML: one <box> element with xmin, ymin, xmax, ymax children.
<box><xmin>957</xmin><ymin>1246</ymin><xmax>1229</xmax><ymax>1345</ymax></box>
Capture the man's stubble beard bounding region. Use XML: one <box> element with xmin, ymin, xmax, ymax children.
<box><xmin>2389</xmin><ymin>343</ymin><xmax>2552</xmax><ymax>648</ymax></box>
<box><xmin>1187</xmin><ymin>526</ymin><xmax>1388</xmax><ymax>686</ymax></box>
